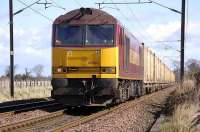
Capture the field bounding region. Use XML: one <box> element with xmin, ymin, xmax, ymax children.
<box><xmin>0</xmin><ymin>79</ymin><xmax>52</xmax><ymax>103</ymax></box>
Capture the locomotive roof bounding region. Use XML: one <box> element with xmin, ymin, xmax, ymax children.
<box><xmin>54</xmin><ymin>8</ymin><xmax>118</xmax><ymax>25</ymax></box>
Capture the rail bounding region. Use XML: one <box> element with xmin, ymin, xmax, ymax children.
<box><xmin>0</xmin><ymin>109</ymin><xmax>66</xmax><ymax>132</ymax></box>
<box><xmin>0</xmin><ymin>99</ymin><xmax>61</xmax><ymax>117</ymax></box>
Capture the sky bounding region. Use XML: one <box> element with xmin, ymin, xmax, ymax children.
<box><xmin>0</xmin><ymin>0</ymin><xmax>199</xmax><ymax>76</ymax></box>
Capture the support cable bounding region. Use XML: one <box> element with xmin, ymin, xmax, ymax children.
<box><xmin>16</xmin><ymin>0</ymin><xmax>53</xmax><ymax>22</ymax></box>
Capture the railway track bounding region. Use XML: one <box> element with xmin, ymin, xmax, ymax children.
<box><xmin>0</xmin><ymin>106</ymin><xmax>102</xmax><ymax>132</ymax></box>
<box><xmin>0</xmin><ymin>109</ymin><xmax>67</xmax><ymax>132</ymax></box>
<box><xmin>0</xmin><ymin>99</ymin><xmax>61</xmax><ymax>117</ymax></box>
<box><xmin>51</xmin><ymin>86</ymin><xmax>176</xmax><ymax>132</ymax></box>
<box><xmin>50</xmin><ymin>100</ymin><xmax>140</xmax><ymax>131</ymax></box>
<box><xmin>0</xmin><ymin>86</ymin><xmax>176</xmax><ymax>132</ymax></box>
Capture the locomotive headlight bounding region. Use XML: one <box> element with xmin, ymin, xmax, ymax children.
<box><xmin>101</xmin><ymin>67</ymin><xmax>116</xmax><ymax>74</ymax></box>
<box><xmin>57</xmin><ymin>68</ymin><xmax>62</xmax><ymax>72</ymax></box>
<box><xmin>53</xmin><ymin>67</ymin><xmax>62</xmax><ymax>73</ymax></box>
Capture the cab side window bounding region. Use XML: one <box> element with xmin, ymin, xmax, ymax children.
<box><xmin>124</xmin><ymin>35</ymin><xmax>130</xmax><ymax>71</ymax></box>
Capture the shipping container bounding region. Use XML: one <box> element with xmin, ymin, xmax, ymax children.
<box><xmin>143</xmin><ymin>47</ymin><xmax>174</xmax><ymax>84</ymax></box>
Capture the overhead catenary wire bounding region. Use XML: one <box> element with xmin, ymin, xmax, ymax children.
<box><xmin>14</xmin><ymin>0</ymin><xmax>41</xmax><ymax>15</ymax></box>
<box><xmin>95</xmin><ymin>1</ymin><xmax>181</xmax><ymax>66</ymax></box>
<box><xmin>36</xmin><ymin>0</ymin><xmax>52</xmax><ymax>9</ymax></box>
<box><xmin>96</xmin><ymin>0</ymin><xmax>152</xmax><ymax>9</ymax></box>
<box><xmin>108</xmin><ymin>0</ymin><xmax>170</xmax><ymax>47</ymax></box>
<box><xmin>111</xmin><ymin>0</ymin><xmax>180</xmax><ymax>66</ymax></box>
<box><xmin>74</xmin><ymin>0</ymin><xmax>83</xmax><ymax>7</ymax></box>
<box><xmin>99</xmin><ymin>0</ymin><xmax>120</xmax><ymax>10</ymax></box>
<box><xmin>123</xmin><ymin>0</ymin><xmax>182</xmax><ymax>50</ymax></box>
<box><xmin>48</xmin><ymin>0</ymin><xmax>67</xmax><ymax>11</ymax></box>
<box><xmin>123</xmin><ymin>0</ymin><xmax>157</xmax><ymax>43</ymax></box>
<box><xmin>148</xmin><ymin>0</ymin><xmax>181</xmax><ymax>14</ymax></box>
<box><xmin>16</xmin><ymin>0</ymin><xmax>53</xmax><ymax>22</ymax></box>
<box><xmin>155</xmin><ymin>40</ymin><xmax>181</xmax><ymax>43</ymax></box>
<box><xmin>108</xmin><ymin>0</ymin><xmax>150</xmax><ymax>42</ymax></box>
<box><xmin>185</xmin><ymin>0</ymin><xmax>189</xmax><ymax>44</ymax></box>
<box><xmin>98</xmin><ymin>0</ymin><xmax>181</xmax><ymax>47</ymax></box>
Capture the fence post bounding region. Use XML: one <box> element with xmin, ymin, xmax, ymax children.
<box><xmin>21</xmin><ymin>80</ymin><xmax>22</xmax><ymax>88</ymax></box>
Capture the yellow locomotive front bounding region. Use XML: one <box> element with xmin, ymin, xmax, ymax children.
<box><xmin>51</xmin><ymin>8</ymin><xmax>119</xmax><ymax>106</ymax></box>
<box><xmin>53</xmin><ymin>47</ymin><xmax>118</xmax><ymax>79</ymax></box>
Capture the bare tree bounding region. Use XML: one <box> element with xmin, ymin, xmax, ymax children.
<box><xmin>186</xmin><ymin>59</ymin><xmax>200</xmax><ymax>79</ymax></box>
<box><xmin>22</xmin><ymin>68</ymin><xmax>32</xmax><ymax>80</ymax></box>
<box><xmin>5</xmin><ymin>65</ymin><xmax>18</xmax><ymax>77</ymax></box>
<box><xmin>172</xmin><ymin>59</ymin><xmax>200</xmax><ymax>81</ymax></box>
<box><xmin>32</xmin><ymin>64</ymin><xmax>44</xmax><ymax>79</ymax></box>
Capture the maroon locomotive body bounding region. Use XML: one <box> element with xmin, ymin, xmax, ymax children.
<box><xmin>51</xmin><ymin>8</ymin><xmax>174</xmax><ymax>106</ymax></box>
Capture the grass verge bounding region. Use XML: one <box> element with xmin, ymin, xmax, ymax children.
<box><xmin>0</xmin><ymin>86</ymin><xmax>52</xmax><ymax>103</ymax></box>
<box><xmin>160</xmin><ymin>81</ymin><xmax>200</xmax><ymax>132</ymax></box>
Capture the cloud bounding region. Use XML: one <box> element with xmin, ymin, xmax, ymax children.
<box><xmin>0</xmin><ymin>44</ymin><xmax>8</xmax><ymax>63</ymax></box>
<box><xmin>186</xmin><ymin>22</ymin><xmax>200</xmax><ymax>44</ymax></box>
<box><xmin>146</xmin><ymin>21</ymin><xmax>180</xmax><ymax>40</ymax></box>
<box><xmin>144</xmin><ymin>20</ymin><xmax>200</xmax><ymax>69</ymax></box>
<box><xmin>0</xmin><ymin>27</ymin><xmax>9</xmax><ymax>45</ymax></box>
<box><xmin>0</xmin><ymin>26</ymin><xmax>51</xmax><ymax>76</ymax></box>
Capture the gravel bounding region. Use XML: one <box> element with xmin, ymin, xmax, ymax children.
<box><xmin>0</xmin><ymin>110</ymin><xmax>49</xmax><ymax>126</ymax></box>
<box><xmin>66</xmin><ymin>87</ymin><xmax>175</xmax><ymax>132</ymax></box>
<box><xmin>28</xmin><ymin>115</ymin><xmax>80</xmax><ymax>132</ymax></box>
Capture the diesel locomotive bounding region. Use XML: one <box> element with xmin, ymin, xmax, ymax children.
<box><xmin>51</xmin><ymin>8</ymin><xmax>175</xmax><ymax>106</ymax></box>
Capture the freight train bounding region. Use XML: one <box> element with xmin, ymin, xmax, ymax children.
<box><xmin>51</xmin><ymin>8</ymin><xmax>175</xmax><ymax>106</ymax></box>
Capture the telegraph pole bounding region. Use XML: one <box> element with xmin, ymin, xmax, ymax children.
<box><xmin>8</xmin><ymin>0</ymin><xmax>53</xmax><ymax>98</ymax></box>
<box><xmin>9</xmin><ymin>0</ymin><xmax>14</xmax><ymax>98</ymax></box>
<box><xmin>180</xmin><ymin>0</ymin><xmax>186</xmax><ymax>84</ymax></box>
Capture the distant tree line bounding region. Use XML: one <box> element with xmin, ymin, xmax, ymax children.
<box><xmin>173</xmin><ymin>59</ymin><xmax>200</xmax><ymax>82</ymax></box>
<box><xmin>1</xmin><ymin>64</ymin><xmax>50</xmax><ymax>81</ymax></box>
<box><xmin>2</xmin><ymin>59</ymin><xmax>200</xmax><ymax>82</ymax></box>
